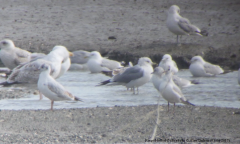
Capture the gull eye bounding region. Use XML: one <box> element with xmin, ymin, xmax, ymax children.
<box><xmin>2</xmin><ymin>41</ymin><xmax>7</xmax><ymax>45</ymax></box>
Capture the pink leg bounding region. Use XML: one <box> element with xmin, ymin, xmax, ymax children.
<box><xmin>39</xmin><ymin>90</ymin><xmax>43</xmax><ymax>100</ymax></box>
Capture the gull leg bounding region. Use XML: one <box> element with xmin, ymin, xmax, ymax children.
<box><xmin>177</xmin><ymin>35</ymin><xmax>181</xmax><ymax>46</ymax></box>
<box><xmin>51</xmin><ymin>101</ymin><xmax>54</xmax><ymax>111</ymax></box>
<box><xmin>173</xmin><ymin>103</ymin><xmax>175</xmax><ymax>114</ymax></box>
<box><xmin>39</xmin><ymin>90</ymin><xmax>43</xmax><ymax>100</ymax></box>
<box><xmin>168</xmin><ymin>102</ymin><xmax>170</xmax><ymax>112</ymax></box>
<box><xmin>176</xmin><ymin>35</ymin><xmax>178</xmax><ymax>44</ymax></box>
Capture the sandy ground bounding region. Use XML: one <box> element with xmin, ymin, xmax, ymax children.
<box><xmin>0</xmin><ymin>0</ymin><xmax>240</xmax><ymax>69</ymax></box>
<box><xmin>0</xmin><ymin>105</ymin><xmax>239</xmax><ymax>143</ymax></box>
<box><xmin>0</xmin><ymin>0</ymin><xmax>240</xmax><ymax>143</ymax></box>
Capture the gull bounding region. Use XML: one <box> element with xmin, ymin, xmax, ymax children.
<box><xmin>152</xmin><ymin>67</ymin><xmax>198</xmax><ymax>90</ymax></box>
<box><xmin>172</xmin><ymin>75</ymin><xmax>199</xmax><ymax>88</ymax></box>
<box><xmin>38</xmin><ymin>64</ymin><xmax>82</xmax><ymax>110</ymax></box>
<box><xmin>0</xmin><ymin>39</ymin><xmax>31</xmax><ymax>69</ymax></box>
<box><xmin>189</xmin><ymin>56</ymin><xmax>224</xmax><ymax>77</ymax></box>
<box><xmin>166</xmin><ymin>5</ymin><xmax>208</xmax><ymax>44</ymax></box>
<box><xmin>86</xmin><ymin>51</ymin><xmax>122</xmax><ymax>73</ymax></box>
<box><xmin>68</xmin><ymin>50</ymin><xmax>90</xmax><ymax>71</ymax></box>
<box><xmin>159</xmin><ymin>54</ymin><xmax>178</xmax><ymax>74</ymax></box>
<box><xmin>71</xmin><ymin>50</ymin><xmax>90</xmax><ymax>64</ymax></box>
<box><xmin>98</xmin><ymin>57</ymin><xmax>153</xmax><ymax>94</ymax></box>
<box><xmin>101</xmin><ymin>61</ymin><xmax>133</xmax><ymax>77</ymax></box>
<box><xmin>0</xmin><ymin>46</ymin><xmax>73</xmax><ymax>86</ymax></box>
<box><xmin>158</xmin><ymin>67</ymin><xmax>195</xmax><ymax>112</ymax></box>
<box><xmin>152</xmin><ymin>67</ymin><xmax>165</xmax><ymax>90</ymax></box>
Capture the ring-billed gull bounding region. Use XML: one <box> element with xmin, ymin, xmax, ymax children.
<box><xmin>0</xmin><ymin>39</ymin><xmax>31</xmax><ymax>69</ymax></box>
<box><xmin>98</xmin><ymin>57</ymin><xmax>153</xmax><ymax>94</ymax></box>
<box><xmin>38</xmin><ymin>64</ymin><xmax>82</xmax><ymax>110</ymax></box>
<box><xmin>166</xmin><ymin>5</ymin><xmax>208</xmax><ymax>44</ymax></box>
<box><xmin>159</xmin><ymin>54</ymin><xmax>178</xmax><ymax>74</ymax></box>
<box><xmin>86</xmin><ymin>51</ymin><xmax>122</xmax><ymax>73</ymax></box>
<box><xmin>158</xmin><ymin>67</ymin><xmax>194</xmax><ymax>112</ymax></box>
<box><xmin>189</xmin><ymin>56</ymin><xmax>224</xmax><ymax>77</ymax></box>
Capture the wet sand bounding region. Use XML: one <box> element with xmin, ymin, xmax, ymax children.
<box><xmin>0</xmin><ymin>0</ymin><xmax>240</xmax><ymax>143</ymax></box>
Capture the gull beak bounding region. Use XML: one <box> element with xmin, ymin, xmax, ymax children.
<box><xmin>152</xmin><ymin>62</ymin><xmax>158</xmax><ymax>67</ymax></box>
<box><xmin>69</xmin><ymin>52</ymin><xmax>74</xmax><ymax>57</ymax></box>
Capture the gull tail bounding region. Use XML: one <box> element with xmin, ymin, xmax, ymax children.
<box><xmin>0</xmin><ymin>81</ymin><xmax>19</xmax><ymax>87</ymax></box>
<box><xmin>101</xmin><ymin>71</ymin><xmax>113</xmax><ymax>77</ymax></box>
<box><xmin>74</xmin><ymin>96</ymin><xmax>83</xmax><ymax>102</ymax></box>
<box><xmin>220</xmin><ymin>70</ymin><xmax>233</xmax><ymax>75</ymax></box>
<box><xmin>96</xmin><ymin>79</ymin><xmax>111</xmax><ymax>86</ymax></box>
<box><xmin>182</xmin><ymin>100</ymin><xmax>195</xmax><ymax>106</ymax></box>
<box><xmin>191</xmin><ymin>80</ymin><xmax>200</xmax><ymax>85</ymax></box>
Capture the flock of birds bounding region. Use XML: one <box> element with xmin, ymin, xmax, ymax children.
<box><xmin>0</xmin><ymin>5</ymin><xmax>231</xmax><ymax>111</ymax></box>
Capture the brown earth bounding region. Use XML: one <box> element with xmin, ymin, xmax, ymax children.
<box><xmin>0</xmin><ymin>0</ymin><xmax>239</xmax><ymax>69</ymax></box>
<box><xmin>0</xmin><ymin>0</ymin><xmax>240</xmax><ymax>143</ymax></box>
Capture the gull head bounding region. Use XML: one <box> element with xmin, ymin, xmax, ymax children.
<box><xmin>38</xmin><ymin>63</ymin><xmax>51</xmax><ymax>72</ymax></box>
<box><xmin>168</xmin><ymin>5</ymin><xmax>180</xmax><ymax>15</ymax></box>
<box><xmin>138</xmin><ymin>57</ymin><xmax>153</xmax><ymax>66</ymax></box>
<box><xmin>88</xmin><ymin>51</ymin><xmax>102</xmax><ymax>60</ymax></box>
<box><xmin>152</xmin><ymin>67</ymin><xmax>165</xmax><ymax>77</ymax></box>
<box><xmin>51</xmin><ymin>45</ymin><xmax>73</xmax><ymax>61</ymax></box>
<box><xmin>162</xmin><ymin>54</ymin><xmax>172</xmax><ymax>62</ymax></box>
<box><xmin>190</xmin><ymin>56</ymin><xmax>205</xmax><ymax>64</ymax></box>
<box><xmin>0</xmin><ymin>39</ymin><xmax>15</xmax><ymax>50</ymax></box>
<box><xmin>165</xmin><ymin>65</ymin><xmax>173</xmax><ymax>75</ymax></box>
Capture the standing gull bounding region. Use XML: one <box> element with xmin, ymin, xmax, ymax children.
<box><xmin>159</xmin><ymin>54</ymin><xmax>178</xmax><ymax>74</ymax></box>
<box><xmin>189</xmin><ymin>56</ymin><xmax>224</xmax><ymax>77</ymax></box>
<box><xmin>152</xmin><ymin>67</ymin><xmax>198</xmax><ymax>90</ymax></box>
<box><xmin>0</xmin><ymin>45</ymin><xmax>73</xmax><ymax>86</ymax></box>
<box><xmin>158</xmin><ymin>67</ymin><xmax>195</xmax><ymax>112</ymax></box>
<box><xmin>38</xmin><ymin>64</ymin><xmax>82</xmax><ymax>110</ymax></box>
<box><xmin>0</xmin><ymin>39</ymin><xmax>31</xmax><ymax>69</ymax></box>
<box><xmin>166</xmin><ymin>5</ymin><xmax>208</xmax><ymax>44</ymax></box>
<box><xmin>99</xmin><ymin>57</ymin><xmax>153</xmax><ymax>94</ymax></box>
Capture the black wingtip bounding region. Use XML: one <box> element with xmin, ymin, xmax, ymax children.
<box><xmin>0</xmin><ymin>81</ymin><xmax>19</xmax><ymax>87</ymax></box>
<box><xmin>101</xmin><ymin>71</ymin><xmax>113</xmax><ymax>77</ymax></box>
<box><xmin>74</xmin><ymin>96</ymin><xmax>83</xmax><ymax>102</ymax></box>
<box><xmin>191</xmin><ymin>80</ymin><xmax>200</xmax><ymax>84</ymax></box>
<box><xmin>96</xmin><ymin>79</ymin><xmax>111</xmax><ymax>86</ymax></box>
<box><xmin>186</xmin><ymin>101</ymin><xmax>195</xmax><ymax>106</ymax></box>
<box><xmin>182</xmin><ymin>100</ymin><xmax>195</xmax><ymax>106</ymax></box>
